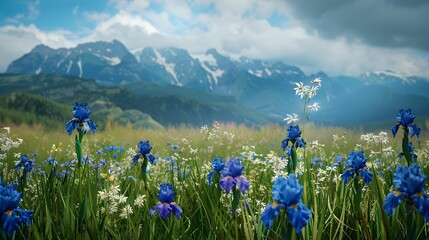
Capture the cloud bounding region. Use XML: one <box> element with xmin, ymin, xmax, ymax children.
<box><xmin>282</xmin><ymin>0</ymin><xmax>429</xmax><ymax>52</ymax></box>
<box><xmin>80</xmin><ymin>12</ymin><xmax>171</xmax><ymax>50</ymax></box>
<box><xmin>0</xmin><ymin>24</ymin><xmax>74</xmax><ymax>72</ymax></box>
<box><xmin>1</xmin><ymin>0</ymin><xmax>429</xmax><ymax>79</ymax></box>
<box><xmin>108</xmin><ymin>0</ymin><xmax>151</xmax><ymax>12</ymax></box>
<box><xmin>5</xmin><ymin>14</ymin><xmax>25</xmax><ymax>25</ymax></box>
<box><xmin>26</xmin><ymin>0</ymin><xmax>40</xmax><ymax>19</ymax></box>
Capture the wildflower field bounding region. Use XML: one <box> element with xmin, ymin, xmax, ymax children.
<box><xmin>1</xmin><ymin>79</ymin><xmax>429</xmax><ymax>239</ymax></box>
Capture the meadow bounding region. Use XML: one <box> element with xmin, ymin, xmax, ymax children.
<box><xmin>0</xmin><ymin>116</ymin><xmax>428</xmax><ymax>239</ymax></box>
<box><xmin>1</xmin><ymin>80</ymin><xmax>429</xmax><ymax>239</ymax></box>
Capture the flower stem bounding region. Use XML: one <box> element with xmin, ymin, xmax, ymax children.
<box><xmin>141</xmin><ymin>155</ymin><xmax>148</xmax><ymax>188</ymax></box>
<box><xmin>402</xmin><ymin>128</ymin><xmax>412</xmax><ymax>166</ymax></box>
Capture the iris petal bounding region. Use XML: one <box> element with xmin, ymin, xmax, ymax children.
<box><xmin>235</xmin><ymin>176</ymin><xmax>250</xmax><ymax>194</ymax></box>
<box><xmin>170</xmin><ymin>203</ymin><xmax>183</xmax><ymax>219</ymax></box>
<box><xmin>220</xmin><ymin>176</ymin><xmax>235</xmax><ymax>194</ymax></box>
<box><xmin>261</xmin><ymin>203</ymin><xmax>282</xmax><ymax>228</ymax></box>
<box><xmin>287</xmin><ymin>203</ymin><xmax>312</xmax><ymax>234</ymax></box>
<box><xmin>383</xmin><ymin>192</ymin><xmax>404</xmax><ymax>216</ymax></box>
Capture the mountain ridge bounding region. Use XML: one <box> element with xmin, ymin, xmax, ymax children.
<box><xmin>5</xmin><ymin>39</ymin><xmax>429</xmax><ymax>127</ymax></box>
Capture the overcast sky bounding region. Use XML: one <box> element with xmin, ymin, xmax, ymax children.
<box><xmin>1</xmin><ymin>0</ymin><xmax>429</xmax><ymax>78</ymax></box>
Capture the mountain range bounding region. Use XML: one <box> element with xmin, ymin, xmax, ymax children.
<box><xmin>4</xmin><ymin>39</ymin><xmax>429</xmax><ymax>128</ymax></box>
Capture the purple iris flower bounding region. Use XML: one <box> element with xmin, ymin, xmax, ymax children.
<box><xmin>341</xmin><ymin>150</ymin><xmax>373</xmax><ymax>185</ymax></box>
<box><xmin>219</xmin><ymin>158</ymin><xmax>250</xmax><ymax>194</ymax></box>
<box><xmin>65</xmin><ymin>103</ymin><xmax>97</xmax><ymax>136</ymax></box>
<box><xmin>261</xmin><ymin>174</ymin><xmax>311</xmax><ymax>234</ymax></box>
<box><xmin>149</xmin><ymin>183</ymin><xmax>182</xmax><ymax>220</ymax></box>
<box><xmin>383</xmin><ymin>163</ymin><xmax>429</xmax><ymax>220</ymax></box>
<box><xmin>391</xmin><ymin>109</ymin><xmax>421</xmax><ymax>138</ymax></box>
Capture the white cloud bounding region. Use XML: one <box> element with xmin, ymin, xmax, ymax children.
<box><xmin>5</xmin><ymin>14</ymin><xmax>25</xmax><ymax>25</ymax></box>
<box><xmin>0</xmin><ymin>24</ymin><xmax>74</xmax><ymax>72</ymax></box>
<box><xmin>83</xmin><ymin>11</ymin><xmax>111</xmax><ymax>23</ymax></box>
<box><xmin>1</xmin><ymin>0</ymin><xmax>428</xmax><ymax>78</ymax></box>
<box><xmin>26</xmin><ymin>0</ymin><xmax>40</xmax><ymax>19</ymax></box>
<box><xmin>80</xmin><ymin>12</ymin><xmax>171</xmax><ymax>50</ymax></box>
<box><xmin>108</xmin><ymin>0</ymin><xmax>151</xmax><ymax>12</ymax></box>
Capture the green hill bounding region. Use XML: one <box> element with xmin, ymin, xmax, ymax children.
<box><xmin>0</xmin><ymin>74</ymin><xmax>274</xmax><ymax>128</ymax></box>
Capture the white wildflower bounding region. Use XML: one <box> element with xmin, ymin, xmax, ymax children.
<box><xmin>382</xmin><ymin>146</ymin><xmax>395</xmax><ymax>157</ymax></box>
<box><xmin>120</xmin><ymin>204</ymin><xmax>133</xmax><ymax>219</ymax></box>
<box><xmin>109</xmin><ymin>203</ymin><xmax>118</xmax><ymax>214</ymax></box>
<box><xmin>134</xmin><ymin>195</ymin><xmax>146</xmax><ymax>207</ymax></box>
<box><xmin>311</xmin><ymin>77</ymin><xmax>322</xmax><ymax>87</ymax></box>
<box><xmin>307</xmin><ymin>102</ymin><xmax>320</xmax><ymax>111</ymax></box>
<box><xmin>200</xmin><ymin>125</ymin><xmax>208</xmax><ymax>133</ymax></box>
<box><xmin>98</xmin><ymin>190</ymin><xmax>109</xmax><ymax>200</ymax></box>
<box><xmin>283</xmin><ymin>113</ymin><xmax>299</xmax><ymax>124</ymax></box>
<box><xmin>294</xmin><ymin>82</ymin><xmax>306</xmax><ymax>98</ymax></box>
<box><xmin>190</xmin><ymin>147</ymin><xmax>198</xmax><ymax>154</ymax></box>
<box><xmin>117</xmin><ymin>194</ymin><xmax>128</xmax><ymax>204</ymax></box>
<box><xmin>308</xmin><ymin>85</ymin><xmax>319</xmax><ymax>99</ymax></box>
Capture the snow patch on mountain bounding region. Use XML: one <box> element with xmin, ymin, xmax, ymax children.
<box><xmin>103</xmin><ymin>56</ymin><xmax>121</xmax><ymax>66</ymax></box>
<box><xmin>77</xmin><ymin>59</ymin><xmax>83</xmax><ymax>78</ymax></box>
<box><xmin>201</xmin><ymin>62</ymin><xmax>224</xmax><ymax>85</ymax></box>
<box><xmin>154</xmin><ymin>49</ymin><xmax>181</xmax><ymax>86</ymax></box>
<box><xmin>66</xmin><ymin>60</ymin><xmax>73</xmax><ymax>74</ymax></box>
<box><xmin>194</xmin><ymin>54</ymin><xmax>218</xmax><ymax>68</ymax></box>
<box><xmin>364</xmin><ymin>70</ymin><xmax>416</xmax><ymax>84</ymax></box>
<box><xmin>57</xmin><ymin>59</ymin><xmax>64</xmax><ymax>68</ymax></box>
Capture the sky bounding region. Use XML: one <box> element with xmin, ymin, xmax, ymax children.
<box><xmin>1</xmin><ymin>0</ymin><xmax>429</xmax><ymax>78</ymax></box>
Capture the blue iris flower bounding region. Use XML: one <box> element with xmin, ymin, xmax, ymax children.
<box><xmin>149</xmin><ymin>183</ymin><xmax>182</xmax><ymax>220</ymax></box>
<box><xmin>383</xmin><ymin>164</ymin><xmax>429</xmax><ymax>219</ymax></box>
<box><xmin>15</xmin><ymin>154</ymin><xmax>35</xmax><ymax>174</ymax></box>
<box><xmin>391</xmin><ymin>109</ymin><xmax>421</xmax><ymax>138</ymax></box>
<box><xmin>261</xmin><ymin>174</ymin><xmax>311</xmax><ymax>234</ymax></box>
<box><xmin>311</xmin><ymin>157</ymin><xmax>322</xmax><ymax>167</ymax></box>
<box><xmin>341</xmin><ymin>151</ymin><xmax>373</xmax><ymax>185</ymax></box>
<box><xmin>65</xmin><ymin>103</ymin><xmax>97</xmax><ymax>136</ymax></box>
<box><xmin>398</xmin><ymin>142</ymin><xmax>418</xmax><ymax>162</ymax></box>
<box><xmin>0</xmin><ymin>179</ymin><xmax>33</xmax><ymax>237</ymax></box>
<box><xmin>219</xmin><ymin>158</ymin><xmax>250</xmax><ymax>194</ymax></box>
<box><xmin>132</xmin><ymin>140</ymin><xmax>155</xmax><ymax>165</ymax></box>
<box><xmin>207</xmin><ymin>157</ymin><xmax>225</xmax><ymax>185</ymax></box>
<box><xmin>281</xmin><ymin>125</ymin><xmax>306</xmax><ymax>150</ymax></box>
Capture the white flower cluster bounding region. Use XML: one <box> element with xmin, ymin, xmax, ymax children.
<box><xmin>265</xmin><ymin>151</ymin><xmax>288</xmax><ymax>181</ymax></box>
<box><xmin>0</xmin><ymin>127</ymin><xmax>23</xmax><ymax>160</ymax></box>
<box><xmin>360</xmin><ymin>132</ymin><xmax>389</xmax><ymax>145</ymax></box>
<box><xmin>332</xmin><ymin>133</ymin><xmax>348</xmax><ymax>148</ymax></box>
<box><xmin>314</xmin><ymin>168</ymin><xmax>328</xmax><ymax>195</ymax></box>
<box><xmin>293</xmin><ymin>78</ymin><xmax>322</xmax><ymax>112</ymax></box>
<box><xmin>294</xmin><ymin>78</ymin><xmax>321</xmax><ymax>99</ymax></box>
<box><xmin>98</xmin><ymin>184</ymin><xmax>142</xmax><ymax>220</ymax></box>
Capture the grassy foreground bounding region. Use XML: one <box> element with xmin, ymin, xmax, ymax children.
<box><xmin>0</xmin><ymin>121</ymin><xmax>428</xmax><ymax>239</ymax></box>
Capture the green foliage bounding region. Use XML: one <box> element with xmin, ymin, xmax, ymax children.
<box><xmin>0</xmin><ymin>74</ymin><xmax>274</xmax><ymax>128</ymax></box>
<box><xmin>1</xmin><ymin>123</ymin><xmax>428</xmax><ymax>239</ymax></box>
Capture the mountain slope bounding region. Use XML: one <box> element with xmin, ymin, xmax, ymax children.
<box><xmin>4</xmin><ymin>39</ymin><xmax>429</xmax><ymax>127</ymax></box>
<box><xmin>0</xmin><ymin>74</ymin><xmax>274</xmax><ymax>127</ymax></box>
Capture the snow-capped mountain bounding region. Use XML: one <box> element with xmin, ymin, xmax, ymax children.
<box><xmin>5</xmin><ymin>39</ymin><xmax>429</xmax><ymax>125</ymax></box>
<box><xmin>6</xmin><ymin>40</ymin><xmax>308</xmax><ymax>94</ymax></box>
<box><xmin>6</xmin><ymin>40</ymin><xmax>140</xmax><ymax>84</ymax></box>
